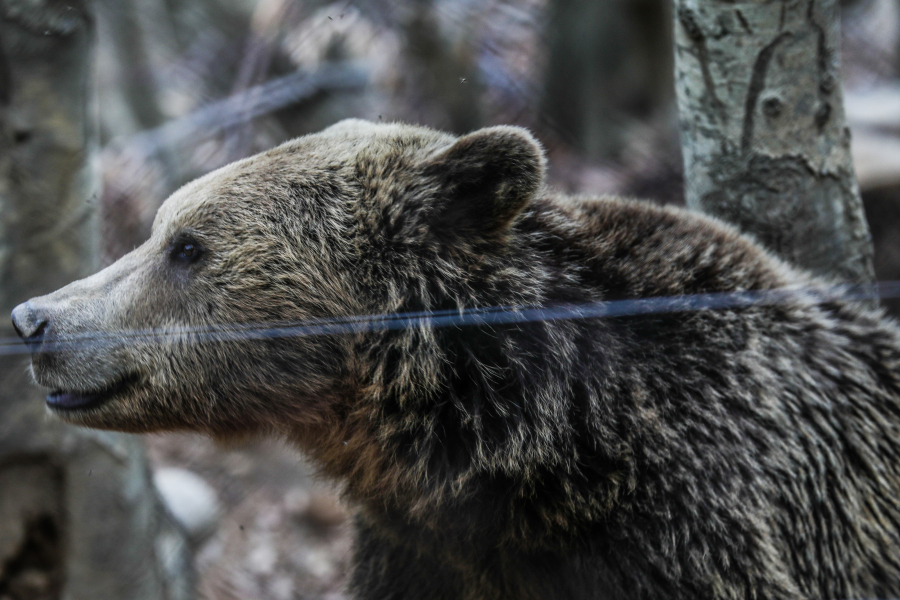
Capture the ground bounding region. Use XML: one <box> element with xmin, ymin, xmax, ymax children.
<box><xmin>147</xmin><ymin>435</ymin><xmax>352</xmax><ymax>600</ymax></box>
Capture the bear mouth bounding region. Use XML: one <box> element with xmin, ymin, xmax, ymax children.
<box><xmin>47</xmin><ymin>373</ymin><xmax>139</xmax><ymax>412</ymax></box>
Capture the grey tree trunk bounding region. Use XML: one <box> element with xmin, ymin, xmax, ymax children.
<box><xmin>542</xmin><ymin>0</ymin><xmax>673</xmax><ymax>159</ymax></box>
<box><xmin>400</xmin><ymin>0</ymin><xmax>484</xmax><ymax>134</ymax></box>
<box><xmin>673</xmin><ymin>0</ymin><xmax>875</xmax><ymax>286</ymax></box>
<box><xmin>0</xmin><ymin>1</ymin><xmax>192</xmax><ymax>599</ymax></box>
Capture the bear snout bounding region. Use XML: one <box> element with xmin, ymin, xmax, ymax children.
<box><xmin>11</xmin><ymin>301</ymin><xmax>49</xmax><ymax>347</ymax></box>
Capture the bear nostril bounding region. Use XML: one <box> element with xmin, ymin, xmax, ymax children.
<box><xmin>11</xmin><ymin>302</ymin><xmax>50</xmax><ymax>345</ymax></box>
<box><xmin>10</xmin><ymin>317</ymin><xmax>24</xmax><ymax>339</ymax></box>
<box><xmin>29</xmin><ymin>320</ymin><xmax>48</xmax><ymax>344</ymax></box>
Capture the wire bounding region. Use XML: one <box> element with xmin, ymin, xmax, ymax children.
<box><xmin>2</xmin><ymin>280</ymin><xmax>898</xmax><ymax>358</ymax></box>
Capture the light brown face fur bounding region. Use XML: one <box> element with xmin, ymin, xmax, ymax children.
<box><xmin>11</xmin><ymin>119</ymin><xmax>545</xmax><ymax>442</ymax></box>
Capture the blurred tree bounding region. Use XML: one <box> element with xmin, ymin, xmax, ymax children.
<box><xmin>400</xmin><ymin>0</ymin><xmax>485</xmax><ymax>133</ymax></box>
<box><xmin>0</xmin><ymin>1</ymin><xmax>192</xmax><ymax>599</ymax></box>
<box><xmin>674</xmin><ymin>0</ymin><xmax>875</xmax><ymax>287</ymax></box>
<box><xmin>542</xmin><ymin>0</ymin><xmax>673</xmax><ymax>159</ymax></box>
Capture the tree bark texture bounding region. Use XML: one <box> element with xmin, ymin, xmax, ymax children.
<box><xmin>0</xmin><ymin>1</ymin><xmax>192</xmax><ymax>599</ymax></box>
<box><xmin>674</xmin><ymin>0</ymin><xmax>875</xmax><ymax>286</ymax></box>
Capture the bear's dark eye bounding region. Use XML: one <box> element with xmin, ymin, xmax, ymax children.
<box><xmin>170</xmin><ymin>237</ymin><xmax>203</xmax><ymax>264</ymax></box>
<box><xmin>180</xmin><ymin>243</ymin><xmax>197</xmax><ymax>259</ymax></box>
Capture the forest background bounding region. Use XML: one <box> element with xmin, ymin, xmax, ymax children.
<box><xmin>2</xmin><ymin>0</ymin><xmax>900</xmax><ymax>599</ymax></box>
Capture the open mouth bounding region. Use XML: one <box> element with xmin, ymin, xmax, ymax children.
<box><xmin>47</xmin><ymin>374</ymin><xmax>139</xmax><ymax>412</ymax></box>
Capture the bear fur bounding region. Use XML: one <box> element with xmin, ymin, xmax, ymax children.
<box><xmin>12</xmin><ymin>119</ymin><xmax>900</xmax><ymax>599</ymax></box>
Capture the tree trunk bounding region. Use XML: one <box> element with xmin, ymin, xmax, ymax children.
<box><xmin>542</xmin><ymin>0</ymin><xmax>673</xmax><ymax>159</ymax></box>
<box><xmin>400</xmin><ymin>0</ymin><xmax>484</xmax><ymax>134</ymax></box>
<box><xmin>673</xmin><ymin>0</ymin><xmax>874</xmax><ymax>286</ymax></box>
<box><xmin>0</xmin><ymin>1</ymin><xmax>192</xmax><ymax>599</ymax></box>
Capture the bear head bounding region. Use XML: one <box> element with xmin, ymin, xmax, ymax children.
<box><xmin>11</xmin><ymin>120</ymin><xmax>546</xmax><ymax>447</ymax></box>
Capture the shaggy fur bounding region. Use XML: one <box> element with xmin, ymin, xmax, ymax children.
<box><xmin>12</xmin><ymin>119</ymin><xmax>900</xmax><ymax>599</ymax></box>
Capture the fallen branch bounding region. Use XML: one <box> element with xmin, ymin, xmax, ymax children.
<box><xmin>117</xmin><ymin>61</ymin><xmax>369</xmax><ymax>156</ymax></box>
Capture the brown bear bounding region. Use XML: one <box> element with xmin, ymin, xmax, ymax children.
<box><xmin>11</xmin><ymin>119</ymin><xmax>900</xmax><ymax>599</ymax></box>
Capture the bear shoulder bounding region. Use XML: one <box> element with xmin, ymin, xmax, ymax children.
<box><xmin>519</xmin><ymin>192</ymin><xmax>799</xmax><ymax>300</ymax></box>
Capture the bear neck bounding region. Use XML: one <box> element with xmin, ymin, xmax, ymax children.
<box><xmin>304</xmin><ymin>223</ymin><xmax>641</xmax><ymax>544</ymax></box>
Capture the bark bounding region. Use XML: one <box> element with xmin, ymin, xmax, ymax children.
<box><xmin>0</xmin><ymin>1</ymin><xmax>192</xmax><ymax>599</ymax></box>
<box><xmin>95</xmin><ymin>0</ymin><xmax>170</xmax><ymax>140</ymax></box>
<box><xmin>673</xmin><ymin>0</ymin><xmax>874</xmax><ymax>286</ymax></box>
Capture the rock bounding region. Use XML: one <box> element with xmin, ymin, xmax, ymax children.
<box><xmin>305</xmin><ymin>492</ymin><xmax>347</xmax><ymax>528</ymax></box>
<box><xmin>154</xmin><ymin>467</ymin><xmax>220</xmax><ymax>544</ymax></box>
<box><xmin>284</xmin><ymin>486</ymin><xmax>311</xmax><ymax>516</ymax></box>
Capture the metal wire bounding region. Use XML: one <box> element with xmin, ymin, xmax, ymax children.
<box><xmin>2</xmin><ymin>280</ymin><xmax>898</xmax><ymax>357</ymax></box>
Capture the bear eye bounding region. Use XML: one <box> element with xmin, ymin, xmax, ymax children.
<box><xmin>170</xmin><ymin>237</ymin><xmax>203</xmax><ymax>264</ymax></box>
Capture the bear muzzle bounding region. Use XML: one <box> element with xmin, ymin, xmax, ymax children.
<box><xmin>11</xmin><ymin>299</ymin><xmax>140</xmax><ymax>413</ymax></box>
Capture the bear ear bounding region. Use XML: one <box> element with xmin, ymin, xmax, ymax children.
<box><xmin>422</xmin><ymin>126</ymin><xmax>546</xmax><ymax>238</ymax></box>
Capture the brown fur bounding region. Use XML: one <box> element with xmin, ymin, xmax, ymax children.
<box><xmin>12</xmin><ymin>120</ymin><xmax>900</xmax><ymax>599</ymax></box>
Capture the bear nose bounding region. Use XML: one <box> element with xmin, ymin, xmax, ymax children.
<box><xmin>11</xmin><ymin>301</ymin><xmax>49</xmax><ymax>345</ymax></box>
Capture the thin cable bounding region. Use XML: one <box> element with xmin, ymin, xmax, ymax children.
<box><xmin>1</xmin><ymin>281</ymin><xmax>898</xmax><ymax>357</ymax></box>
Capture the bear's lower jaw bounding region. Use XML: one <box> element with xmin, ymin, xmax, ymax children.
<box><xmin>47</xmin><ymin>373</ymin><xmax>139</xmax><ymax>413</ymax></box>
<box><xmin>47</xmin><ymin>390</ymin><xmax>103</xmax><ymax>410</ymax></box>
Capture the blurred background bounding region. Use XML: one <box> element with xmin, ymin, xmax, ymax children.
<box><xmin>4</xmin><ymin>0</ymin><xmax>900</xmax><ymax>598</ymax></box>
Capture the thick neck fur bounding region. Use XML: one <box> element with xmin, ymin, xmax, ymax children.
<box><xmin>308</xmin><ymin>198</ymin><xmax>655</xmax><ymax>546</ymax></box>
<box><xmin>305</xmin><ymin>194</ymin><xmax>797</xmax><ymax>547</ymax></box>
